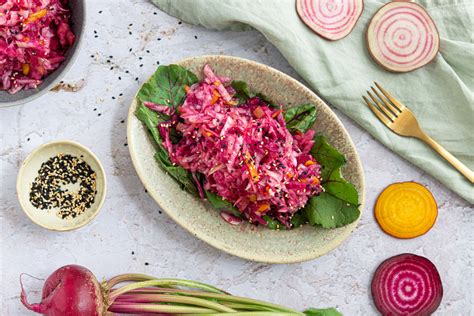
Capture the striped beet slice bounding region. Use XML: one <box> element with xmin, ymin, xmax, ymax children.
<box><xmin>296</xmin><ymin>0</ymin><xmax>364</xmax><ymax>40</ymax></box>
<box><xmin>371</xmin><ymin>254</ymin><xmax>443</xmax><ymax>316</ymax></box>
<box><xmin>366</xmin><ymin>1</ymin><xmax>440</xmax><ymax>73</ymax></box>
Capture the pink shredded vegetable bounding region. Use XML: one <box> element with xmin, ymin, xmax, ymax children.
<box><xmin>0</xmin><ymin>0</ymin><xmax>75</xmax><ymax>94</ymax></box>
<box><xmin>156</xmin><ymin>65</ymin><xmax>323</xmax><ymax>227</ymax></box>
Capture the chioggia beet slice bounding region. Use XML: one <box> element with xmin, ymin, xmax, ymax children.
<box><xmin>296</xmin><ymin>0</ymin><xmax>364</xmax><ymax>40</ymax></box>
<box><xmin>366</xmin><ymin>1</ymin><xmax>440</xmax><ymax>72</ymax></box>
<box><xmin>371</xmin><ymin>254</ymin><xmax>443</xmax><ymax>315</ymax></box>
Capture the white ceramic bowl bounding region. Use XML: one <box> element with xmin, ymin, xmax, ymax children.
<box><xmin>17</xmin><ymin>140</ymin><xmax>106</xmax><ymax>231</ymax></box>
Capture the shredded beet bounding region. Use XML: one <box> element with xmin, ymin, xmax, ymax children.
<box><xmin>0</xmin><ymin>0</ymin><xmax>75</xmax><ymax>94</ymax></box>
<box><xmin>296</xmin><ymin>0</ymin><xmax>364</xmax><ymax>41</ymax></box>
<box><xmin>157</xmin><ymin>65</ymin><xmax>323</xmax><ymax>227</ymax></box>
<box><xmin>366</xmin><ymin>1</ymin><xmax>439</xmax><ymax>73</ymax></box>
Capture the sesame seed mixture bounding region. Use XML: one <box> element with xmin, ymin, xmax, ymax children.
<box><xmin>29</xmin><ymin>153</ymin><xmax>97</xmax><ymax>219</ymax></box>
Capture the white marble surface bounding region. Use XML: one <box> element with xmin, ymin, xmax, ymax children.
<box><xmin>1</xmin><ymin>1</ymin><xmax>472</xmax><ymax>315</ymax></box>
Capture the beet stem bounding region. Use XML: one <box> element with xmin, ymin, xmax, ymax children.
<box><xmin>109</xmin><ymin>294</ymin><xmax>236</xmax><ymax>312</ymax></box>
<box><xmin>108</xmin><ymin>278</ymin><xmax>226</xmax><ymax>302</ymax></box>
<box><xmin>112</xmin><ymin>289</ymin><xmax>299</xmax><ymax>313</ymax></box>
<box><xmin>107</xmin><ymin>303</ymin><xmax>216</xmax><ymax>314</ymax></box>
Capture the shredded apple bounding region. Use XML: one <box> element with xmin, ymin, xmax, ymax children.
<box><xmin>153</xmin><ymin>65</ymin><xmax>323</xmax><ymax>227</ymax></box>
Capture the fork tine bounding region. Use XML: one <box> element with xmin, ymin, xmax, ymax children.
<box><xmin>374</xmin><ymin>82</ymin><xmax>405</xmax><ymax>110</ymax></box>
<box><xmin>371</xmin><ymin>86</ymin><xmax>399</xmax><ymax>115</ymax></box>
<box><xmin>363</xmin><ymin>96</ymin><xmax>392</xmax><ymax>126</ymax></box>
<box><xmin>367</xmin><ymin>91</ymin><xmax>396</xmax><ymax>121</ymax></box>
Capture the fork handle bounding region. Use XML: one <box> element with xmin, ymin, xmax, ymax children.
<box><xmin>418</xmin><ymin>133</ymin><xmax>474</xmax><ymax>183</ymax></box>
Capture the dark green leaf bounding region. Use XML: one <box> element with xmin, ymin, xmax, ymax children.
<box><xmin>305</xmin><ymin>135</ymin><xmax>360</xmax><ymax>229</ymax></box>
<box><xmin>284</xmin><ymin>103</ymin><xmax>317</xmax><ymax>133</ymax></box>
<box><xmin>310</xmin><ymin>135</ymin><xmax>346</xmax><ymax>181</ymax></box>
<box><xmin>135</xmin><ymin>65</ymin><xmax>199</xmax><ymax>196</ymax></box>
<box><xmin>135</xmin><ymin>104</ymin><xmax>162</xmax><ymax>146</ymax></box>
<box><xmin>231</xmin><ymin>80</ymin><xmax>252</xmax><ymax>104</ymax></box>
<box><xmin>255</xmin><ymin>92</ymin><xmax>277</xmax><ymax>108</ymax></box>
<box><xmin>304</xmin><ymin>308</ymin><xmax>342</xmax><ymax>316</ymax></box>
<box><xmin>154</xmin><ymin>153</ymin><xmax>197</xmax><ymax>195</ymax></box>
<box><xmin>262</xmin><ymin>215</ymin><xmax>283</xmax><ymax>230</ymax></box>
<box><xmin>290</xmin><ymin>212</ymin><xmax>308</xmax><ymax>228</ymax></box>
<box><xmin>323</xmin><ymin>168</ymin><xmax>359</xmax><ymax>205</ymax></box>
<box><xmin>204</xmin><ymin>190</ymin><xmax>241</xmax><ymax>217</ymax></box>
<box><xmin>231</xmin><ymin>80</ymin><xmax>277</xmax><ymax>108</ymax></box>
<box><xmin>137</xmin><ymin>64</ymin><xmax>198</xmax><ymax>110</ymax></box>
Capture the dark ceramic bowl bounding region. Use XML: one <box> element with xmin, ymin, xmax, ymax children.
<box><xmin>0</xmin><ymin>0</ymin><xmax>85</xmax><ymax>108</ymax></box>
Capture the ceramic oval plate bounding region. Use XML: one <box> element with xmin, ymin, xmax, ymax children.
<box><xmin>128</xmin><ymin>55</ymin><xmax>365</xmax><ymax>263</ymax></box>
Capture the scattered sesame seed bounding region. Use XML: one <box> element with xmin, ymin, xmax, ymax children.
<box><xmin>98</xmin><ymin>113</ymin><xmax>102</xmax><ymax>116</ymax></box>
<box><xmin>144</xmin><ymin>262</ymin><xmax>149</xmax><ymax>266</ymax></box>
<box><xmin>121</xmin><ymin>120</ymin><xmax>125</xmax><ymax>123</ymax></box>
<box><xmin>194</xmin><ymin>35</ymin><xmax>198</xmax><ymax>39</ymax></box>
<box><xmin>98</xmin><ymin>10</ymin><xmax>103</xmax><ymax>14</ymax></box>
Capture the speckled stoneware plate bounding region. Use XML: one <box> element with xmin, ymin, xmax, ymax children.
<box><xmin>128</xmin><ymin>55</ymin><xmax>365</xmax><ymax>263</ymax></box>
<box><xmin>17</xmin><ymin>140</ymin><xmax>106</xmax><ymax>231</ymax></box>
<box><xmin>0</xmin><ymin>0</ymin><xmax>85</xmax><ymax>108</ymax></box>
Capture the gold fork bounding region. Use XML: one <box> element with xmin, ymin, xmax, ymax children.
<box><xmin>363</xmin><ymin>82</ymin><xmax>474</xmax><ymax>183</ymax></box>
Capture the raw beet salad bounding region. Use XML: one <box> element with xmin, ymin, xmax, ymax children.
<box><xmin>136</xmin><ymin>64</ymin><xmax>360</xmax><ymax>230</ymax></box>
<box><xmin>0</xmin><ymin>0</ymin><xmax>75</xmax><ymax>94</ymax></box>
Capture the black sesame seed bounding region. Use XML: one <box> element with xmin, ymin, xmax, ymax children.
<box><xmin>139</xmin><ymin>57</ymin><xmax>142</xmax><ymax>60</ymax></box>
<box><xmin>129</xmin><ymin>23</ymin><xmax>133</xmax><ymax>27</ymax></box>
<box><xmin>124</xmin><ymin>143</ymin><xmax>128</xmax><ymax>147</ymax></box>
<box><xmin>27</xmin><ymin>138</ymin><xmax>30</xmax><ymax>141</ymax></box>
<box><xmin>98</xmin><ymin>113</ymin><xmax>102</xmax><ymax>116</ymax></box>
<box><xmin>118</xmin><ymin>77</ymin><xmax>121</xmax><ymax>80</ymax></box>
<box><xmin>119</xmin><ymin>93</ymin><xmax>123</xmax><ymax>96</ymax></box>
<box><xmin>157</xmin><ymin>38</ymin><xmax>161</xmax><ymax>41</ymax></box>
<box><xmin>194</xmin><ymin>35</ymin><xmax>198</xmax><ymax>39</ymax></box>
<box><xmin>129</xmin><ymin>31</ymin><xmax>132</xmax><ymax>35</ymax></box>
<box><xmin>178</xmin><ymin>21</ymin><xmax>182</xmax><ymax>25</ymax></box>
<box><xmin>93</xmin><ymin>108</ymin><xmax>97</xmax><ymax>111</ymax></box>
<box><xmin>153</xmin><ymin>12</ymin><xmax>157</xmax><ymax>15</ymax></box>
<box><xmin>132</xmin><ymin>251</ymin><xmax>135</xmax><ymax>255</ymax></box>
<box><xmin>145</xmin><ymin>262</ymin><xmax>149</xmax><ymax>266</ymax></box>
<box><xmin>120</xmin><ymin>120</ymin><xmax>125</xmax><ymax>123</ymax></box>
<box><xmin>98</xmin><ymin>10</ymin><xmax>103</xmax><ymax>14</ymax></box>
<box><xmin>139</xmin><ymin>64</ymin><xmax>143</xmax><ymax>67</ymax></box>
<box><xmin>94</xmin><ymin>35</ymin><xmax>98</xmax><ymax>38</ymax></box>
<box><xmin>129</xmin><ymin>48</ymin><xmax>132</xmax><ymax>52</ymax></box>
<box><xmin>125</xmin><ymin>70</ymin><xmax>129</xmax><ymax>74</ymax></box>
<box><xmin>112</xmin><ymin>96</ymin><xmax>116</xmax><ymax>100</ymax></box>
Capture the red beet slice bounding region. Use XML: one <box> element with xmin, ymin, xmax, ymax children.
<box><xmin>366</xmin><ymin>1</ymin><xmax>440</xmax><ymax>73</ymax></box>
<box><xmin>371</xmin><ymin>254</ymin><xmax>443</xmax><ymax>316</ymax></box>
<box><xmin>296</xmin><ymin>0</ymin><xmax>364</xmax><ymax>40</ymax></box>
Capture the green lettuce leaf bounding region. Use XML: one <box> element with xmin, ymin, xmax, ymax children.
<box><xmin>262</xmin><ymin>215</ymin><xmax>283</xmax><ymax>230</ymax></box>
<box><xmin>310</xmin><ymin>135</ymin><xmax>346</xmax><ymax>181</ymax></box>
<box><xmin>137</xmin><ymin>64</ymin><xmax>198</xmax><ymax>109</ymax></box>
<box><xmin>297</xmin><ymin>135</ymin><xmax>360</xmax><ymax>228</ymax></box>
<box><xmin>284</xmin><ymin>103</ymin><xmax>317</xmax><ymax>133</ymax></box>
<box><xmin>231</xmin><ymin>80</ymin><xmax>277</xmax><ymax>108</ymax></box>
<box><xmin>136</xmin><ymin>65</ymin><xmax>199</xmax><ymax>195</ymax></box>
<box><xmin>204</xmin><ymin>190</ymin><xmax>241</xmax><ymax>217</ymax></box>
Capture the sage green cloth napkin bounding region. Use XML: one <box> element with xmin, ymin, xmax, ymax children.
<box><xmin>152</xmin><ymin>0</ymin><xmax>474</xmax><ymax>203</ymax></box>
